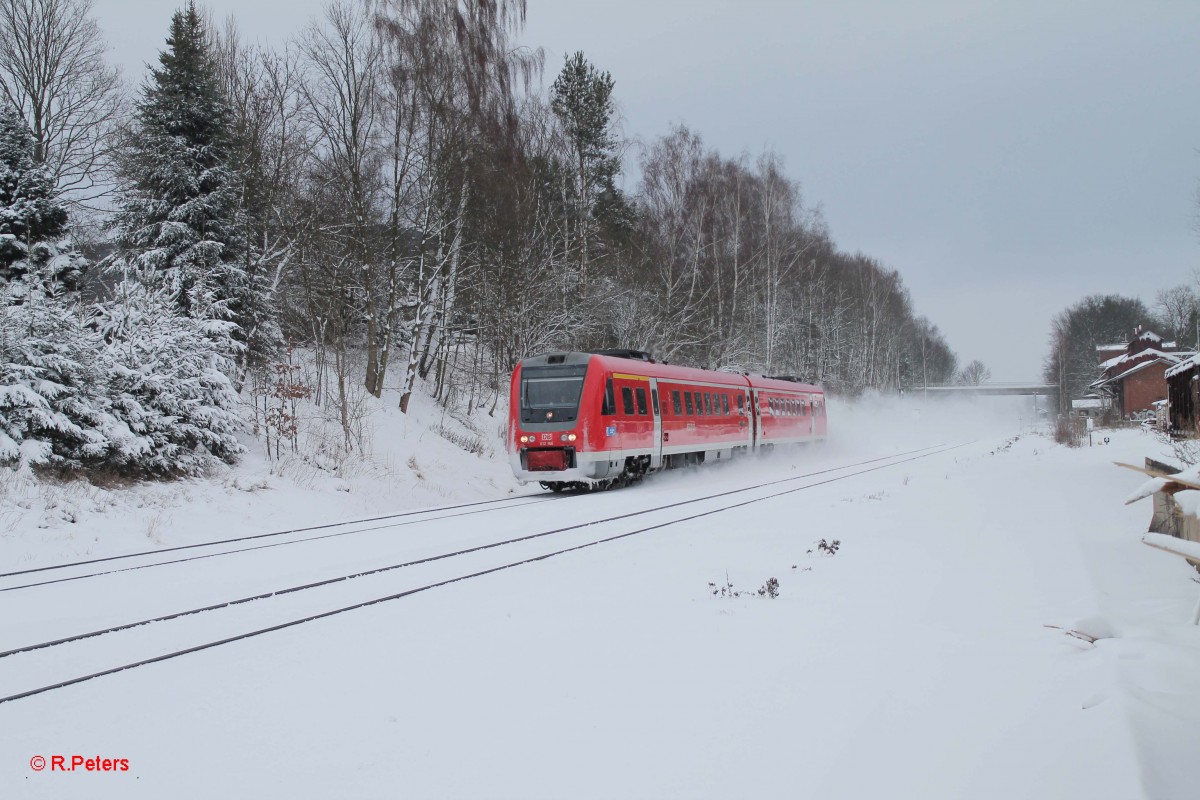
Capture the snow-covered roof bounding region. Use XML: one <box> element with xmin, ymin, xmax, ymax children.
<box><xmin>1100</xmin><ymin>348</ymin><xmax>1185</xmax><ymax>372</ymax></box>
<box><xmin>1096</xmin><ymin>343</ymin><xmax>1127</xmax><ymax>352</ymax></box>
<box><xmin>1152</xmin><ymin>399</ymin><xmax>1168</xmax><ymax>408</ymax></box>
<box><xmin>1137</xmin><ymin>330</ymin><xmax>1164</xmax><ymax>343</ymax></box>
<box><xmin>1166</xmin><ymin>352</ymin><xmax>1200</xmax><ymax>379</ymax></box>
<box><xmin>1071</xmin><ymin>398</ymin><xmax>1103</xmax><ymax>409</ymax></box>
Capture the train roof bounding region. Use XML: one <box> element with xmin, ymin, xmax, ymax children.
<box><xmin>517</xmin><ymin>352</ymin><xmax>823</xmax><ymax>394</ymax></box>
<box><xmin>749</xmin><ymin>374</ymin><xmax>824</xmax><ymax>393</ymax></box>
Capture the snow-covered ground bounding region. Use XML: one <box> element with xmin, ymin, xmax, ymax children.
<box><xmin>2</xmin><ymin>390</ymin><xmax>1198</xmax><ymax>799</ymax></box>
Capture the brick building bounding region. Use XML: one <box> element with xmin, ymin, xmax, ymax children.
<box><xmin>1089</xmin><ymin>329</ymin><xmax>1189</xmax><ymax>417</ymax></box>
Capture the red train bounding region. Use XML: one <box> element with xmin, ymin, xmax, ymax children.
<box><xmin>507</xmin><ymin>350</ymin><xmax>827</xmax><ymax>490</ymax></box>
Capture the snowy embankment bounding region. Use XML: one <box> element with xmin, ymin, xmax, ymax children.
<box><xmin>0</xmin><ymin>378</ymin><xmax>520</xmax><ymax>571</ymax></box>
<box><xmin>2</xmin><ymin>392</ymin><xmax>1198</xmax><ymax>799</ymax></box>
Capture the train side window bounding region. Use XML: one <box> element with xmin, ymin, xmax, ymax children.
<box><xmin>601</xmin><ymin>378</ymin><xmax>615</xmax><ymax>415</ymax></box>
<box><xmin>672</xmin><ymin>390</ymin><xmax>682</xmax><ymax>415</ymax></box>
<box><xmin>694</xmin><ymin>391</ymin><xmax>704</xmax><ymax>415</ymax></box>
<box><xmin>621</xmin><ymin>386</ymin><xmax>635</xmax><ymax>415</ymax></box>
<box><xmin>791</xmin><ymin>399</ymin><xmax>798</xmax><ymax>416</ymax></box>
<box><xmin>702</xmin><ymin>393</ymin><xmax>711</xmax><ymax>415</ymax></box>
<box><xmin>635</xmin><ymin>387</ymin><xmax>648</xmax><ymax>416</ymax></box>
<box><xmin>737</xmin><ymin>395</ymin><xmax>744</xmax><ymax>414</ymax></box>
<box><xmin>651</xmin><ymin>388</ymin><xmax>660</xmax><ymax>416</ymax></box>
<box><xmin>722</xmin><ymin>394</ymin><xmax>730</xmax><ymax>415</ymax></box>
<box><xmin>684</xmin><ymin>392</ymin><xmax>694</xmax><ymax>415</ymax></box>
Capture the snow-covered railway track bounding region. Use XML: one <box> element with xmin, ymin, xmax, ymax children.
<box><xmin>0</xmin><ymin>492</ymin><xmax>564</xmax><ymax>592</ymax></box>
<box><xmin>0</xmin><ymin>443</ymin><xmax>972</xmax><ymax>706</ymax></box>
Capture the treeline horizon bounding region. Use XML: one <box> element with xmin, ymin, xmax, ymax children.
<box><xmin>0</xmin><ymin>0</ymin><xmax>968</xmax><ymax>475</ymax></box>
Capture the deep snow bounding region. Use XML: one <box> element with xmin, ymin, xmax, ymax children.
<box><xmin>1</xmin><ymin>389</ymin><xmax>1198</xmax><ymax>799</ymax></box>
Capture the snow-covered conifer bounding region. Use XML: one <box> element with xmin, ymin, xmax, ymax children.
<box><xmin>0</xmin><ymin>104</ymin><xmax>110</xmax><ymax>469</ymax></box>
<box><xmin>111</xmin><ymin>2</ymin><xmax>246</xmax><ymax>321</ymax></box>
<box><xmin>0</xmin><ymin>289</ymin><xmax>120</xmax><ymax>470</ymax></box>
<box><xmin>0</xmin><ymin>106</ymin><xmax>83</xmax><ymax>292</ymax></box>
<box><xmin>94</xmin><ymin>279</ymin><xmax>243</xmax><ymax>475</ymax></box>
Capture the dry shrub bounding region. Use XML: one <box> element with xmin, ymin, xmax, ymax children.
<box><xmin>1054</xmin><ymin>416</ymin><xmax>1085</xmax><ymax>447</ymax></box>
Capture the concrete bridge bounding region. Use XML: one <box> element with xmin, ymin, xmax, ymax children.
<box><xmin>918</xmin><ymin>383</ymin><xmax>1060</xmax><ymax>405</ymax></box>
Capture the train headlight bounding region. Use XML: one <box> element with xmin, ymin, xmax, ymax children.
<box><xmin>519</xmin><ymin>435</ymin><xmax>529</xmax><ymax>443</ymax></box>
<box><xmin>567</xmin><ymin>433</ymin><xmax>577</xmax><ymax>442</ymax></box>
<box><xmin>560</xmin><ymin>434</ymin><xmax>568</xmax><ymax>442</ymax></box>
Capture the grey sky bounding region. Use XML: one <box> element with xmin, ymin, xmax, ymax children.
<box><xmin>94</xmin><ymin>0</ymin><xmax>1200</xmax><ymax>381</ymax></box>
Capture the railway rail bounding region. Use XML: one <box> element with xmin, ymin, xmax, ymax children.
<box><xmin>0</xmin><ymin>492</ymin><xmax>562</xmax><ymax>592</ymax></box>
<box><xmin>0</xmin><ymin>442</ymin><xmax>973</xmax><ymax>705</ymax></box>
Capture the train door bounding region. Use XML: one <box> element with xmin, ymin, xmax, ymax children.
<box><xmin>649</xmin><ymin>378</ymin><xmax>664</xmax><ymax>469</ymax></box>
<box><xmin>750</xmin><ymin>389</ymin><xmax>761</xmax><ymax>448</ymax></box>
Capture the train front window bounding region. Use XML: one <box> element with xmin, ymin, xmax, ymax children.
<box><xmin>520</xmin><ymin>364</ymin><xmax>588</xmax><ymax>423</ymax></box>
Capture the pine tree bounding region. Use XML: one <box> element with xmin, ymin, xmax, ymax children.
<box><xmin>0</xmin><ymin>104</ymin><xmax>118</xmax><ymax>468</ymax></box>
<box><xmin>550</xmin><ymin>51</ymin><xmax>631</xmax><ymax>261</ymax></box>
<box><xmin>86</xmin><ymin>3</ymin><xmax>249</xmax><ymax>474</ymax></box>
<box><xmin>0</xmin><ymin>106</ymin><xmax>81</xmax><ymax>291</ymax></box>
<box><xmin>95</xmin><ymin>280</ymin><xmax>242</xmax><ymax>474</ymax></box>
<box><xmin>112</xmin><ymin>2</ymin><xmax>245</xmax><ymax>320</ymax></box>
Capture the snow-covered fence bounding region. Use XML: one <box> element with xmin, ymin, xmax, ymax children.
<box><xmin>1137</xmin><ymin>458</ymin><xmax>1200</xmax><ymax>545</ymax></box>
<box><xmin>1124</xmin><ymin>457</ymin><xmax>1200</xmax><ymax>625</ymax></box>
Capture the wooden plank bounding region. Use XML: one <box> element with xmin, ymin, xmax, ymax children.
<box><xmin>1115</xmin><ymin>461</ymin><xmax>1200</xmax><ymax>490</ymax></box>
<box><xmin>1142</xmin><ymin>533</ymin><xmax>1200</xmax><ymax>567</ymax></box>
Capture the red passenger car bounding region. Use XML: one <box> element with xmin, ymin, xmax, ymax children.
<box><xmin>508</xmin><ymin>350</ymin><xmax>827</xmax><ymax>490</ymax></box>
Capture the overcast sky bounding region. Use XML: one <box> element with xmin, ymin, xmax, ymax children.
<box><xmin>94</xmin><ymin>0</ymin><xmax>1200</xmax><ymax>382</ymax></box>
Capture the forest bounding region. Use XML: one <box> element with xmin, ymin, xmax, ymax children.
<box><xmin>0</xmin><ymin>0</ymin><xmax>960</xmax><ymax>476</ymax></box>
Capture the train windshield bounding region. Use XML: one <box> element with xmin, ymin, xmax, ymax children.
<box><xmin>520</xmin><ymin>364</ymin><xmax>588</xmax><ymax>423</ymax></box>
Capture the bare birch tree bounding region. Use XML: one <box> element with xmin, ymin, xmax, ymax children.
<box><xmin>0</xmin><ymin>0</ymin><xmax>122</xmax><ymax>204</ymax></box>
